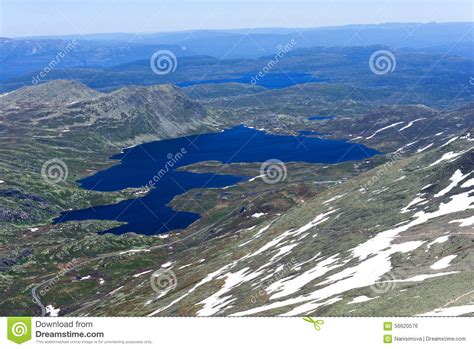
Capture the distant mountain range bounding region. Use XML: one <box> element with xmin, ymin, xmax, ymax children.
<box><xmin>18</xmin><ymin>22</ymin><xmax>474</xmax><ymax>51</ymax></box>
<box><xmin>1</xmin><ymin>22</ymin><xmax>472</xmax><ymax>82</ymax></box>
<box><xmin>2</xmin><ymin>44</ymin><xmax>472</xmax><ymax>109</ymax></box>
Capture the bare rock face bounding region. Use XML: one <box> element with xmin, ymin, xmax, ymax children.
<box><xmin>0</xmin><ymin>80</ymin><xmax>103</xmax><ymax>107</ymax></box>
<box><xmin>0</xmin><ymin>80</ymin><xmax>212</xmax><ymax>145</ymax></box>
<box><xmin>72</xmin><ymin>84</ymin><xmax>209</xmax><ymax>140</ymax></box>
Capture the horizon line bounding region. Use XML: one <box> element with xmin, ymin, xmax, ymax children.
<box><xmin>6</xmin><ymin>20</ymin><xmax>473</xmax><ymax>40</ymax></box>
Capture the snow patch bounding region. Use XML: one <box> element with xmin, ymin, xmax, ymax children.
<box><xmin>440</xmin><ymin>136</ymin><xmax>459</xmax><ymax>148</ymax></box>
<box><xmin>347</xmin><ymin>295</ymin><xmax>379</xmax><ymax>304</ymax></box>
<box><xmin>434</xmin><ymin>170</ymin><xmax>470</xmax><ymax>197</ymax></box>
<box><xmin>394</xmin><ymin>175</ymin><xmax>406</xmax><ymax>182</ymax></box>
<box><xmin>400</xmin><ymin>196</ymin><xmax>427</xmax><ymax>213</ymax></box>
<box><xmin>428</xmin><ymin>149</ymin><xmax>471</xmax><ymax>167</ymax></box>
<box><xmin>248</xmin><ymin>174</ymin><xmax>265</xmax><ymax>182</ymax></box>
<box><xmin>425</xmin><ymin>235</ymin><xmax>450</xmax><ymax>251</ymax></box>
<box><xmin>197</xmin><ymin>267</ymin><xmax>264</xmax><ymax>316</ymax></box>
<box><xmin>449</xmin><ymin>217</ymin><xmax>474</xmax><ymax>227</ymax></box>
<box><xmin>178</xmin><ymin>263</ymin><xmax>193</xmax><ymax>270</ymax></box>
<box><xmin>366</xmin><ymin>122</ymin><xmax>404</xmax><ymax>139</ymax></box>
<box><xmin>430</xmin><ymin>255</ymin><xmax>457</xmax><ymax>270</ymax></box>
<box><xmin>323</xmin><ymin>194</ymin><xmax>346</xmax><ymax>205</ymax></box>
<box><xmin>394</xmin><ymin>271</ymin><xmax>459</xmax><ymax>282</ymax></box>
<box><xmin>133</xmin><ymin>270</ymin><xmax>153</xmax><ymax>277</ymax></box>
<box><xmin>45</xmin><ymin>304</ymin><xmax>60</xmax><ymax>317</ymax></box>
<box><xmin>416</xmin><ymin>143</ymin><xmax>433</xmax><ymax>153</ymax></box>
<box><xmin>398</xmin><ymin>118</ymin><xmax>426</xmax><ymax>131</ymax></box>
<box><xmin>266</xmin><ymin>254</ymin><xmax>341</xmax><ymax>300</ymax></box>
<box><xmin>461</xmin><ymin>178</ymin><xmax>474</xmax><ymax>188</ymax></box>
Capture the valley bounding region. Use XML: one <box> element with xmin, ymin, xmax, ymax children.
<box><xmin>55</xmin><ymin>125</ymin><xmax>379</xmax><ymax>235</ymax></box>
<box><xmin>0</xmin><ymin>37</ymin><xmax>473</xmax><ymax>317</ymax></box>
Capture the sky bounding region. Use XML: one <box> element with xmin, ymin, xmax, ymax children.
<box><xmin>1</xmin><ymin>0</ymin><xmax>472</xmax><ymax>38</ymax></box>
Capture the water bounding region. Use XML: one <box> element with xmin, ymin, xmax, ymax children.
<box><xmin>297</xmin><ymin>130</ymin><xmax>328</xmax><ymax>136</ymax></box>
<box><xmin>177</xmin><ymin>73</ymin><xmax>325</xmax><ymax>89</ymax></box>
<box><xmin>308</xmin><ymin>116</ymin><xmax>335</xmax><ymax>121</ymax></box>
<box><xmin>54</xmin><ymin>125</ymin><xmax>380</xmax><ymax>235</ymax></box>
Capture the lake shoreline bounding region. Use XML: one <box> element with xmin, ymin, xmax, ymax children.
<box><xmin>54</xmin><ymin>125</ymin><xmax>380</xmax><ymax>235</ymax></box>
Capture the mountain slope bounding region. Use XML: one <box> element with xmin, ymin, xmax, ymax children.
<box><xmin>0</xmin><ymin>81</ymin><xmax>214</xmax><ymax>228</ymax></box>
<box><xmin>0</xmin><ymin>79</ymin><xmax>472</xmax><ymax>317</ymax></box>
<box><xmin>55</xmin><ymin>132</ymin><xmax>473</xmax><ymax>317</ymax></box>
<box><xmin>58</xmin><ymin>84</ymin><xmax>211</xmax><ymax>143</ymax></box>
<box><xmin>0</xmin><ymin>80</ymin><xmax>213</xmax><ymax>145</ymax></box>
<box><xmin>0</xmin><ymin>80</ymin><xmax>103</xmax><ymax>107</ymax></box>
<box><xmin>163</xmin><ymin>133</ymin><xmax>472</xmax><ymax>316</ymax></box>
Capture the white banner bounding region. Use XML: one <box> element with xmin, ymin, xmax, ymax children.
<box><xmin>1</xmin><ymin>317</ymin><xmax>472</xmax><ymax>348</ymax></box>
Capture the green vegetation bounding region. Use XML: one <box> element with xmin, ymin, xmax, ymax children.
<box><xmin>0</xmin><ymin>73</ymin><xmax>473</xmax><ymax>317</ymax></box>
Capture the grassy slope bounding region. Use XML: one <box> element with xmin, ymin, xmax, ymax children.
<box><xmin>0</xmin><ymin>80</ymin><xmax>473</xmax><ymax>316</ymax></box>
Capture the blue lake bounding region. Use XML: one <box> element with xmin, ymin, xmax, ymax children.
<box><xmin>298</xmin><ymin>130</ymin><xmax>328</xmax><ymax>136</ymax></box>
<box><xmin>177</xmin><ymin>73</ymin><xmax>325</xmax><ymax>89</ymax></box>
<box><xmin>54</xmin><ymin>125</ymin><xmax>380</xmax><ymax>235</ymax></box>
<box><xmin>308</xmin><ymin>116</ymin><xmax>335</xmax><ymax>121</ymax></box>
